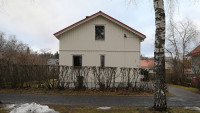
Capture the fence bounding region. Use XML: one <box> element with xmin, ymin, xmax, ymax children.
<box><xmin>0</xmin><ymin>64</ymin><xmax>153</xmax><ymax>91</ymax></box>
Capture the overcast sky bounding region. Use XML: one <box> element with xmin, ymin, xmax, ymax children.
<box><xmin>0</xmin><ymin>0</ymin><xmax>200</xmax><ymax>57</ymax></box>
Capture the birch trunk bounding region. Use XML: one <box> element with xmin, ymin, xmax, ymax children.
<box><xmin>153</xmin><ymin>0</ymin><xmax>167</xmax><ymax>111</ymax></box>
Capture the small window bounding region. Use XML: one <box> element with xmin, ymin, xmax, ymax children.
<box><xmin>95</xmin><ymin>26</ymin><xmax>105</xmax><ymax>40</ymax></box>
<box><xmin>73</xmin><ymin>55</ymin><xmax>82</xmax><ymax>67</ymax></box>
<box><xmin>100</xmin><ymin>55</ymin><xmax>105</xmax><ymax>67</ymax></box>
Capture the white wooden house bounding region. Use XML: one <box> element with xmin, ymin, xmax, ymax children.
<box><xmin>54</xmin><ymin>11</ymin><xmax>146</xmax><ymax>68</ymax></box>
<box><xmin>187</xmin><ymin>45</ymin><xmax>200</xmax><ymax>74</ymax></box>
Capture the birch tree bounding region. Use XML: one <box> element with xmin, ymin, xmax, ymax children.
<box><xmin>130</xmin><ymin>0</ymin><xmax>179</xmax><ymax>110</ymax></box>
<box><xmin>134</xmin><ymin>0</ymin><xmax>198</xmax><ymax>110</ymax></box>
<box><xmin>153</xmin><ymin>0</ymin><xmax>167</xmax><ymax>110</ymax></box>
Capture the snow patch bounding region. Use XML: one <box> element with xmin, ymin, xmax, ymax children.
<box><xmin>6</xmin><ymin>102</ymin><xmax>58</xmax><ymax>113</ymax></box>
<box><xmin>97</xmin><ymin>106</ymin><xmax>111</xmax><ymax>110</ymax></box>
<box><xmin>185</xmin><ymin>107</ymin><xmax>200</xmax><ymax>112</ymax></box>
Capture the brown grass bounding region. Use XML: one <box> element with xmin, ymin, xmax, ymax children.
<box><xmin>0</xmin><ymin>88</ymin><xmax>156</xmax><ymax>96</ymax></box>
<box><xmin>48</xmin><ymin>105</ymin><xmax>199</xmax><ymax>113</ymax></box>
<box><xmin>1</xmin><ymin>103</ymin><xmax>198</xmax><ymax>113</ymax></box>
<box><xmin>169</xmin><ymin>84</ymin><xmax>200</xmax><ymax>94</ymax></box>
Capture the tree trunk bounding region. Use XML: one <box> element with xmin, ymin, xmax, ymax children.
<box><xmin>182</xmin><ymin>42</ymin><xmax>185</xmax><ymax>77</ymax></box>
<box><xmin>153</xmin><ymin>0</ymin><xmax>167</xmax><ymax>111</ymax></box>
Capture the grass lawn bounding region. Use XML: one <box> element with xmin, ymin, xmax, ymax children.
<box><xmin>169</xmin><ymin>84</ymin><xmax>200</xmax><ymax>94</ymax></box>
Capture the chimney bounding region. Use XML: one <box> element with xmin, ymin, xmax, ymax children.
<box><xmin>86</xmin><ymin>16</ymin><xmax>89</xmax><ymax>18</ymax></box>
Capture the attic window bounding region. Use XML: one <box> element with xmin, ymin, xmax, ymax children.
<box><xmin>95</xmin><ymin>26</ymin><xmax>105</xmax><ymax>40</ymax></box>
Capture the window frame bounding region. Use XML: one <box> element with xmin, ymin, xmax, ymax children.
<box><xmin>100</xmin><ymin>55</ymin><xmax>105</xmax><ymax>67</ymax></box>
<box><xmin>95</xmin><ymin>25</ymin><xmax>105</xmax><ymax>40</ymax></box>
<box><xmin>73</xmin><ymin>55</ymin><xmax>82</xmax><ymax>67</ymax></box>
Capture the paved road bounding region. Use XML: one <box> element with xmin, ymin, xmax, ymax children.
<box><xmin>0</xmin><ymin>86</ymin><xmax>199</xmax><ymax>107</ymax></box>
<box><xmin>0</xmin><ymin>93</ymin><xmax>154</xmax><ymax>106</ymax></box>
<box><xmin>167</xmin><ymin>86</ymin><xmax>200</xmax><ymax>107</ymax></box>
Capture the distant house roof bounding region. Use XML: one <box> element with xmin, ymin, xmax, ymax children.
<box><xmin>187</xmin><ymin>45</ymin><xmax>200</xmax><ymax>56</ymax></box>
<box><xmin>141</xmin><ymin>59</ymin><xmax>154</xmax><ymax>68</ymax></box>
<box><xmin>54</xmin><ymin>11</ymin><xmax>146</xmax><ymax>40</ymax></box>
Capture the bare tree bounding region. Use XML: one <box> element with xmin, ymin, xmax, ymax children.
<box><xmin>0</xmin><ymin>32</ymin><xmax>6</xmax><ymax>52</ymax></box>
<box><xmin>0</xmin><ymin>32</ymin><xmax>54</xmax><ymax>65</ymax></box>
<box><xmin>166</xmin><ymin>20</ymin><xmax>199</xmax><ymax>75</ymax></box>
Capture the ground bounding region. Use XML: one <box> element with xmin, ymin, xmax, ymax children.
<box><xmin>167</xmin><ymin>85</ymin><xmax>200</xmax><ymax>106</ymax></box>
<box><xmin>0</xmin><ymin>85</ymin><xmax>199</xmax><ymax>106</ymax></box>
<box><xmin>48</xmin><ymin>105</ymin><xmax>200</xmax><ymax>113</ymax></box>
<box><xmin>0</xmin><ymin>85</ymin><xmax>200</xmax><ymax>112</ymax></box>
<box><xmin>1</xmin><ymin>104</ymin><xmax>199</xmax><ymax>113</ymax></box>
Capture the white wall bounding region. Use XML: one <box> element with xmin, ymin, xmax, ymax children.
<box><xmin>60</xmin><ymin>51</ymin><xmax>140</xmax><ymax>68</ymax></box>
<box><xmin>59</xmin><ymin>15</ymin><xmax>141</xmax><ymax>68</ymax></box>
<box><xmin>192</xmin><ymin>55</ymin><xmax>200</xmax><ymax>73</ymax></box>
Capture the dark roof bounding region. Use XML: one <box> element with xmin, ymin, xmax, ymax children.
<box><xmin>187</xmin><ymin>45</ymin><xmax>200</xmax><ymax>56</ymax></box>
<box><xmin>54</xmin><ymin>11</ymin><xmax>146</xmax><ymax>39</ymax></box>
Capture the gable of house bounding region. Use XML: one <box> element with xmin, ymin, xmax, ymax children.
<box><xmin>57</xmin><ymin>15</ymin><xmax>143</xmax><ymax>52</ymax></box>
<box><xmin>54</xmin><ymin>11</ymin><xmax>146</xmax><ymax>40</ymax></box>
<box><xmin>187</xmin><ymin>45</ymin><xmax>200</xmax><ymax>73</ymax></box>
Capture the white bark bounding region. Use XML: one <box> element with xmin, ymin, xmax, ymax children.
<box><xmin>153</xmin><ymin>0</ymin><xmax>167</xmax><ymax>111</ymax></box>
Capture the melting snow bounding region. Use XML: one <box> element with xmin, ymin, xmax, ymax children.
<box><xmin>97</xmin><ymin>106</ymin><xmax>111</xmax><ymax>110</ymax></box>
<box><xmin>6</xmin><ymin>102</ymin><xmax>58</xmax><ymax>113</ymax></box>
<box><xmin>185</xmin><ymin>107</ymin><xmax>200</xmax><ymax>112</ymax></box>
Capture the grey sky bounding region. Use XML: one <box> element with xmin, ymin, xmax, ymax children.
<box><xmin>0</xmin><ymin>0</ymin><xmax>199</xmax><ymax>56</ymax></box>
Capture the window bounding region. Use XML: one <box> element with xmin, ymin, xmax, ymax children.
<box><xmin>100</xmin><ymin>55</ymin><xmax>105</xmax><ymax>67</ymax></box>
<box><xmin>73</xmin><ymin>55</ymin><xmax>82</xmax><ymax>67</ymax></box>
<box><xmin>95</xmin><ymin>26</ymin><xmax>105</xmax><ymax>40</ymax></box>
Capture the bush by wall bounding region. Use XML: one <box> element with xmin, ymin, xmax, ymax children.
<box><xmin>0</xmin><ymin>64</ymin><xmax>153</xmax><ymax>91</ymax></box>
